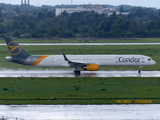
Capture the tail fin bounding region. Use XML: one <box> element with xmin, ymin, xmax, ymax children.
<box><xmin>4</xmin><ymin>36</ymin><xmax>30</xmax><ymax>59</ymax></box>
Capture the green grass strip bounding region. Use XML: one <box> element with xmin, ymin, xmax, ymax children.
<box><xmin>0</xmin><ymin>77</ymin><xmax>160</xmax><ymax>104</ymax></box>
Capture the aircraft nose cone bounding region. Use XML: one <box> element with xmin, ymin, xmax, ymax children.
<box><xmin>153</xmin><ymin>60</ymin><xmax>156</xmax><ymax>65</ymax></box>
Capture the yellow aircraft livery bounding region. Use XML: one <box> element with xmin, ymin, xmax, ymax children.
<box><xmin>4</xmin><ymin>36</ymin><xmax>156</xmax><ymax>76</ymax></box>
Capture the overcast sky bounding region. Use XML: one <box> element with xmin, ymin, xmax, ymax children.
<box><xmin>0</xmin><ymin>0</ymin><xmax>160</xmax><ymax>8</ymax></box>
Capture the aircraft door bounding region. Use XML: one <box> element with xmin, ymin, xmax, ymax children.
<box><xmin>141</xmin><ymin>57</ymin><xmax>145</xmax><ymax>63</ymax></box>
<box><xmin>116</xmin><ymin>57</ymin><xmax>119</xmax><ymax>63</ymax></box>
<box><xmin>51</xmin><ymin>58</ymin><xmax>54</xmax><ymax>63</ymax></box>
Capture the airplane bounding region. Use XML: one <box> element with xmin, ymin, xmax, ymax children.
<box><xmin>4</xmin><ymin>36</ymin><xmax>156</xmax><ymax>77</ymax></box>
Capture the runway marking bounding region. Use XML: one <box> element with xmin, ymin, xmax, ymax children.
<box><xmin>116</xmin><ymin>100</ymin><xmax>152</xmax><ymax>104</ymax></box>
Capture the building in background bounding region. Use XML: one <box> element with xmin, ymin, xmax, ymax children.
<box><xmin>55</xmin><ymin>5</ymin><xmax>104</xmax><ymax>16</ymax></box>
<box><xmin>55</xmin><ymin>5</ymin><xmax>129</xmax><ymax>17</ymax></box>
<box><xmin>1</xmin><ymin>9</ymin><xmax>17</xmax><ymax>15</ymax></box>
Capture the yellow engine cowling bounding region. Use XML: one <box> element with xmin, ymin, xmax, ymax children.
<box><xmin>83</xmin><ymin>64</ymin><xmax>99</xmax><ymax>71</ymax></box>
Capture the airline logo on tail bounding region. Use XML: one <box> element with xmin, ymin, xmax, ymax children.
<box><xmin>8</xmin><ymin>41</ymin><xmax>22</xmax><ymax>55</ymax></box>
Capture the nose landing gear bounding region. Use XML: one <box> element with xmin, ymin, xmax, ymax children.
<box><xmin>138</xmin><ymin>66</ymin><xmax>143</xmax><ymax>74</ymax></box>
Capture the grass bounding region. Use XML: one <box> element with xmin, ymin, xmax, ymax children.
<box><xmin>0</xmin><ymin>77</ymin><xmax>160</xmax><ymax>104</ymax></box>
<box><xmin>0</xmin><ymin>38</ymin><xmax>160</xmax><ymax>43</ymax></box>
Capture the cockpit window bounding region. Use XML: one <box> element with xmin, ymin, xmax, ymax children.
<box><xmin>148</xmin><ymin>58</ymin><xmax>151</xmax><ymax>61</ymax></box>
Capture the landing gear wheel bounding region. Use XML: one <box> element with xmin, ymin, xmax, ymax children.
<box><xmin>74</xmin><ymin>70</ymin><xmax>81</xmax><ymax>77</ymax></box>
<box><xmin>138</xmin><ymin>70</ymin><xmax>141</xmax><ymax>74</ymax></box>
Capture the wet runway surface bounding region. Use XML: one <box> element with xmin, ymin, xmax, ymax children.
<box><xmin>1</xmin><ymin>43</ymin><xmax>160</xmax><ymax>45</ymax></box>
<box><xmin>0</xmin><ymin>70</ymin><xmax>160</xmax><ymax>77</ymax></box>
<box><xmin>0</xmin><ymin>104</ymin><xmax>160</xmax><ymax>119</ymax></box>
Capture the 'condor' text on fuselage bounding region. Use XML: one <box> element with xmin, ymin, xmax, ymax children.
<box><xmin>119</xmin><ymin>57</ymin><xmax>141</xmax><ymax>63</ymax></box>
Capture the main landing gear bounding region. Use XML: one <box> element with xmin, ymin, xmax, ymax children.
<box><xmin>74</xmin><ymin>70</ymin><xmax>81</xmax><ymax>77</ymax></box>
<box><xmin>74</xmin><ymin>67</ymin><xmax>81</xmax><ymax>77</ymax></box>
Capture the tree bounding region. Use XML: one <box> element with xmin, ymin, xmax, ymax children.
<box><xmin>126</xmin><ymin>31</ymin><xmax>134</xmax><ymax>38</ymax></box>
<box><xmin>28</xmin><ymin>21</ymin><xmax>36</xmax><ymax>29</ymax></box>
<box><xmin>13</xmin><ymin>6</ymin><xmax>21</xmax><ymax>13</ymax></box>
<box><xmin>71</xmin><ymin>21</ymin><xmax>79</xmax><ymax>33</ymax></box>
<box><xmin>111</xmin><ymin>16</ymin><xmax>128</xmax><ymax>33</ymax></box>
<box><xmin>12</xmin><ymin>20</ymin><xmax>19</xmax><ymax>29</ymax></box>
<box><xmin>119</xmin><ymin>6</ymin><xmax>124</xmax><ymax>12</ymax></box>
<box><xmin>61</xmin><ymin>10</ymin><xmax>69</xmax><ymax>17</ymax></box>
<box><xmin>19</xmin><ymin>20</ymin><xmax>25</xmax><ymax>29</ymax></box>
<box><xmin>48</xmin><ymin>27</ymin><xmax>60</xmax><ymax>37</ymax></box>
<box><xmin>13</xmin><ymin>30</ymin><xmax>20</xmax><ymax>37</ymax></box>
<box><xmin>1</xmin><ymin>5</ymin><xmax>160</xmax><ymax>38</ymax></box>
<box><xmin>0</xmin><ymin>24</ymin><xmax>6</xmax><ymax>34</ymax></box>
<box><xmin>38</xmin><ymin>12</ymin><xmax>43</xmax><ymax>19</ymax></box>
<box><xmin>134</xmin><ymin>7</ymin><xmax>147</xmax><ymax>17</ymax></box>
<box><xmin>97</xmin><ymin>31</ymin><xmax>105</xmax><ymax>38</ymax></box>
<box><xmin>61</xmin><ymin>30</ymin><xmax>74</xmax><ymax>38</ymax></box>
<box><xmin>0</xmin><ymin>6</ymin><xmax>2</xmax><ymax>17</ymax></box>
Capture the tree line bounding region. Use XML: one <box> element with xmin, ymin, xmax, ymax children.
<box><xmin>0</xmin><ymin>5</ymin><xmax>160</xmax><ymax>38</ymax></box>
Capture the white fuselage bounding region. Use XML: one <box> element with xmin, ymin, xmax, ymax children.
<box><xmin>33</xmin><ymin>55</ymin><xmax>156</xmax><ymax>67</ymax></box>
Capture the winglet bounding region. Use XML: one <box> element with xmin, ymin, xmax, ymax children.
<box><xmin>58</xmin><ymin>50</ymin><xmax>70</xmax><ymax>62</ymax></box>
<box><xmin>62</xmin><ymin>53</ymin><xmax>70</xmax><ymax>61</ymax></box>
<box><xmin>58</xmin><ymin>50</ymin><xmax>63</xmax><ymax>55</ymax></box>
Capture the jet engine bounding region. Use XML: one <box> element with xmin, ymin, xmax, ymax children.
<box><xmin>83</xmin><ymin>64</ymin><xmax>99</xmax><ymax>71</ymax></box>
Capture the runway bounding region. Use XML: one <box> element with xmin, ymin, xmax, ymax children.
<box><xmin>0</xmin><ymin>69</ymin><xmax>160</xmax><ymax>77</ymax></box>
<box><xmin>0</xmin><ymin>104</ymin><xmax>160</xmax><ymax>119</ymax></box>
<box><xmin>0</xmin><ymin>43</ymin><xmax>160</xmax><ymax>45</ymax></box>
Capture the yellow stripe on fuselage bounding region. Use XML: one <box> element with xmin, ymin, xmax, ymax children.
<box><xmin>32</xmin><ymin>55</ymin><xmax>49</xmax><ymax>66</ymax></box>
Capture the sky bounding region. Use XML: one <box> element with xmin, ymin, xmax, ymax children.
<box><xmin>0</xmin><ymin>0</ymin><xmax>160</xmax><ymax>9</ymax></box>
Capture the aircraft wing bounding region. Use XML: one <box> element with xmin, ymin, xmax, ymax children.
<box><xmin>61</xmin><ymin>52</ymin><xmax>95</xmax><ymax>67</ymax></box>
<box><xmin>67</xmin><ymin>60</ymin><xmax>89</xmax><ymax>67</ymax></box>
